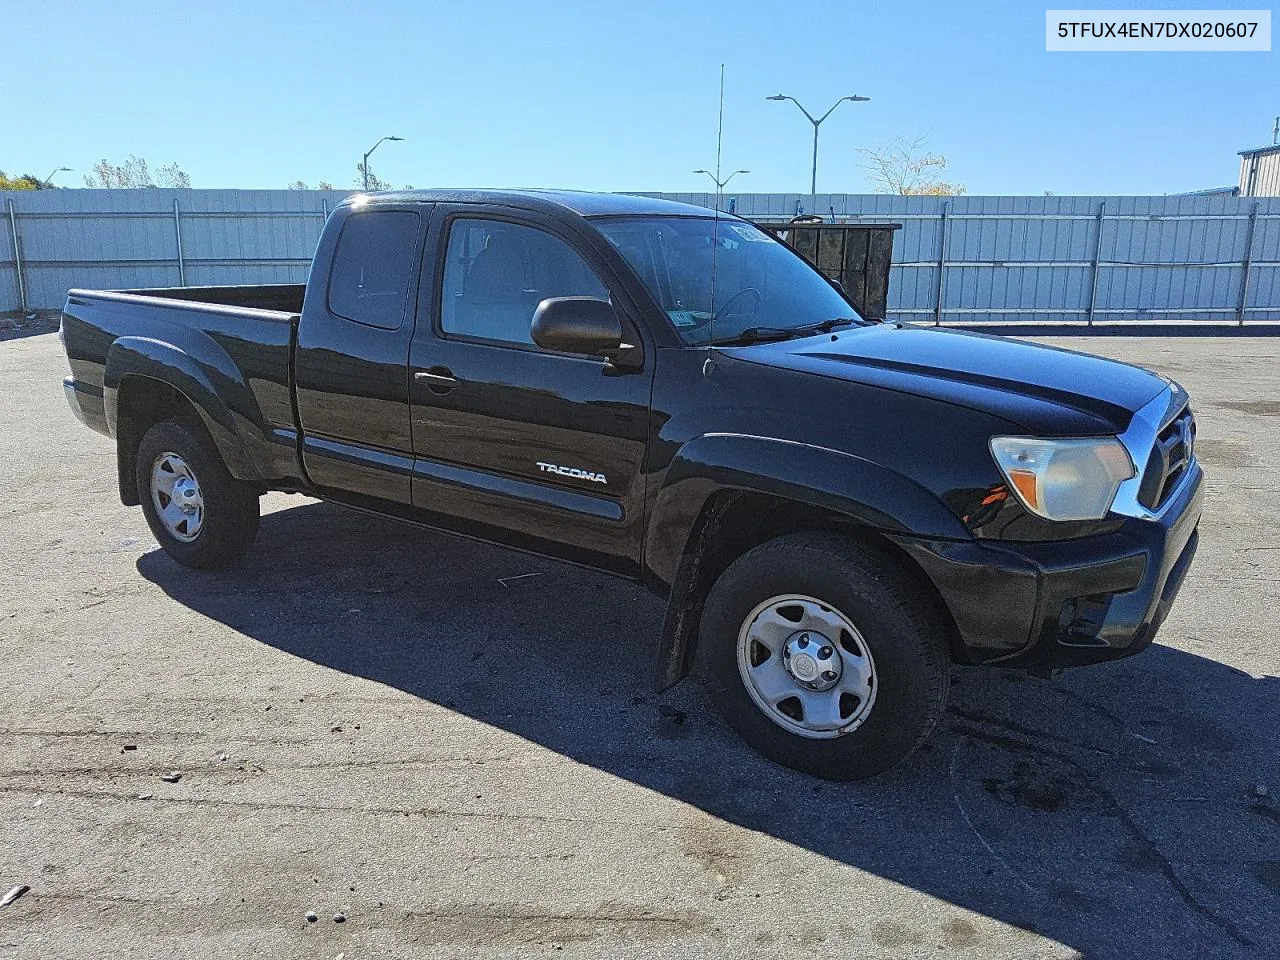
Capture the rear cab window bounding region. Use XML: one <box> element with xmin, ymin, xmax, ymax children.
<box><xmin>327</xmin><ymin>210</ymin><xmax>421</xmax><ymax>329</ymax></box>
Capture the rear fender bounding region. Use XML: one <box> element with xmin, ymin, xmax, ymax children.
<box><xmin>105</xmin><ymin>337</ymin><xmax>262</xmax><ymax>487</ymax></box>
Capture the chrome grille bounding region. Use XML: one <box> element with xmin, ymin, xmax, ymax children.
<box><xmin>1137</xmin><ymin>407</ymin><xmax>1195</xmax><ymax>510</ymax></box>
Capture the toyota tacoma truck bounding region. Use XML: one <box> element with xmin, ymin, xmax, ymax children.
<box><xmin>60</xmin><ymin>189</ymin><xmax>1203</xmax><ymax>780</ymax></box>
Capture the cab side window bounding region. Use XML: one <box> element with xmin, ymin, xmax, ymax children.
<box><xmin>440</xmin><ymin>218</ymin><xmax>607</xmax><ymax>346</ymax></box>
<box><xmin>328</xmin><ymin>211</ymin><xmax>421</xmax><ymax>330</ymax></box>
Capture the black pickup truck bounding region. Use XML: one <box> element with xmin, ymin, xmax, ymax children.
<box><xmin>60</xmin><ymin>189</ymin><xmax>1203</xmax><ymax>779</ymax></box>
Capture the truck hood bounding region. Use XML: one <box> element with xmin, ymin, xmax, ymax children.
<box><xmin>736</xmin><ymin>323</ymin><xmax>1169</xmax><ymax>435</ymax></box>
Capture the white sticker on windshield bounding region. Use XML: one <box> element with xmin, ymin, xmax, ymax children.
<box><xmin>668</xmin><ymin>310</ymin><xmax>698</xmax><ymax>328</ymax></box>
<box><xmin>729</xmin><ymin>223</ymin><xmax>772</xmax><ymax>242</ymax></box>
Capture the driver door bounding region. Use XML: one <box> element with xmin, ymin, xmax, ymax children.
<box><xmin>407</xmin><ymin>207</ymin><xmax>654</xmax><ymax>575</ymax></box>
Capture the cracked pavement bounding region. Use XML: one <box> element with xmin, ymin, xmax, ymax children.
<box><xmin>1</xmin><ymin>331</ymin><xmax>1278</xmax><ymax>958</ymax></box>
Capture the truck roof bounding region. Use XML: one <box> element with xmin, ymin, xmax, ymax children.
<box><xmin>343</xmin><ymin>188</ymin><xmax>718</xmax><ymax>219</ymax></box>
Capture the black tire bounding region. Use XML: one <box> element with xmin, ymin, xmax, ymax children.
<box><xmin>135</xmin><ymin>418</ymin><xmax>259</xmax><ymax>570</ymax></box>
<box><xmin>697</xmin><ymin>532</ymin><xmax>950</xmax><ymax>781</ymax></box>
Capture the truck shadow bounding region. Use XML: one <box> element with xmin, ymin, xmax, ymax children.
<box><xmin>136</xmin><ymin>499</ymin><xmax>1279</xmax><ymax>959</ymax></box>
<box><xmin>0</xmin><ymin>317</ymin><xmax>60</xmax><ymax>343</ymax></box>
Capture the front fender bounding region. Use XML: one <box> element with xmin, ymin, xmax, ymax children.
<box><xmin>644</xmin><ymin>432</ymin><xmax>970</xmax><ymax>592</ymax></box>
<box><xmin>104</xmin><ymin>336</ymin><xmax>260</xmax><ymax>483</ymax></box>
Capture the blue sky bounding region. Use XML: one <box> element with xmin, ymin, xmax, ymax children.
<box><xmin>6</xmin><ymin>0</ymin><xmax>1276</xmax><ymax>195</ymax></box>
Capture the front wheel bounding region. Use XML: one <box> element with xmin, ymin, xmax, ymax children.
<box><xmin>698</xmin><ymin>532</ymin><xmax>950</xmax><ymax>780</ymax></box>
<box><xmin>135</xmin><ymin>419</ymin><xmax>259</xmax><ymax>570</ymax></box>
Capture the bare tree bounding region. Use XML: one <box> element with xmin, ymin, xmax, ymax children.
<box><xmin>353</xmin><ymin>162</ymin><xmax>392</xmax><ymax>191</ymax></box>
<box><xmin>287</xmin><ymin>180</ymin><xmax>310</xmax><ymax>190</ymax></box>
<box><xmin>857</xmin><ymin>137</ymin><xmax>966</xmax><ymax>196</ymax></box>
<box><xmin>318</xmin><ymin>180</ymin><xmax>334</xmax><ymax>191</ymax></box>
<box><xmin>84</xmin><ymin>156</ymin><xmax>191</xmax><ymax>188</ymax></box>
<box><xmin>156</xmin><ymin>162</ymin><xmax>191</xmax><ymax>188</ymax></box>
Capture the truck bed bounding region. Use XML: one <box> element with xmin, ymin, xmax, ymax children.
<box><xmin>60</xmin><ymin>284</ymin><xmax>304</xmax><ymax>494</ymax></box>
<box><xmin>113</xmin><ymin>283</ymin><xmax>306</xmax><ymax>314</ymax></box>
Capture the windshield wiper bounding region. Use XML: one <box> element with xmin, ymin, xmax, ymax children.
<box><xmin>796</xmin><ymin>317</ymin><xmax>862</xmax><ymax>335</ymax></box>
<box><xmin>711</xmin><ymin>317</ymin><xmax>862</xmax><ymax>346</ymax></box>
<box><xmin>710</xmin><ymin>326</ymin><xmax>800</xmax><ymax>346</ymax></box>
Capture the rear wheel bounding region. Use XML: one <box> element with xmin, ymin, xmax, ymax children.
<box><xmin>136</xmin><ymin>419</ymin><xmax>259</xmax><ymax>569</ymax></box>
<box><xmin>698</xmin><ymin>532</ymin><xmax>950</xmax><ymax>780</ymax></box>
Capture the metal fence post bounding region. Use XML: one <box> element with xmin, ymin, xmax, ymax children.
<box><xmin>1236</xmin><ymin>201</ymin><xmax>1259</xmax><ymax>326</ymax></box>
<box><xmin>6</xmin><ymin>198</ymin><xmax>27</xmax><ymax>313</ymax></box>
<box><xmin>173</xmin><ymin>197</ymin><xmax>186</xmax><ymax>286</ymax></box>
<box><xmin>933</xmin><ymin>200</ymin><xmax>950</xmax><ymax>326</ymax></box>
<box><xmin>1086</xmin><ymin>200</ymin><xmax>1105</xmax><ymax>327</ymax></box>
<box><xmin>321</xmin><ymin>197</ymin><xmax>329</xmax><ymax>220</ymax></box>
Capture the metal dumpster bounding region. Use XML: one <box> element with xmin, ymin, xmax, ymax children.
<box><xmin>755</xmin><ymin>219</ymin><xmax>901</xmax><ymax>319</ymax></box>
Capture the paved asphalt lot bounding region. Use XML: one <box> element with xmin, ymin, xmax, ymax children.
<box><xmin>1</xmin><ymin>330</ymin><xmax>1278</xmax><ymax>959</ymax></box>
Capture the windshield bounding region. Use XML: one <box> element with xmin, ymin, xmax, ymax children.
<box><xmin>593</xmin><ymin>216</ymin><xmax>861</xmax><ymax>345</ymax></box>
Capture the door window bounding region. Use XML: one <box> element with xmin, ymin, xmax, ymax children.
<box><xmin>440</xmin><ymin>218</ymin><xmax>607</xmax><ymax>346</ymax></box>
<box><xmin>327</xmin><ymin>210</ymin><xmax>421</xmax><ymax>330</ymax></box>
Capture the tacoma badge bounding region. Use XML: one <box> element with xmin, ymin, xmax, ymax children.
<box><xmin>536</xmin><ymin>461</ymin><xmax>608</xmax><ymax>484</ymax></box>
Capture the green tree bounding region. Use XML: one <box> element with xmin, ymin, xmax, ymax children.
<box><xmin>84</xmin><ymin>156</ymin><xmax>192</xmax><ymax>188</ymax></box>
<box><xmin>0</xmin><ymin>171</ymin><xmax>44</xmax><ymax>190</ymax></box>
<box><xmin>857</xmin><ymin>137</ymin><xmax>966</xmax><ymax>196</ymax></box>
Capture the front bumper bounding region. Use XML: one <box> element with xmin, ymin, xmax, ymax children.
<box><xmin>892</xmin><ymin>461</ymin><xmax>1204</xmax><ymax>670</ymax></box>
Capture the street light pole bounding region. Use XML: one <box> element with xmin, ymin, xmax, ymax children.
<box><xmin>693</xmin><ymin>168</ymin><xmax>749</xmax><ymax>212</ymax></box>
<box><xmin>693</xmin><ymin>168</ymin><xmax>749</xmax><ymax>191</ymax></box>
<box><xmin>361</xmin><ymin>136</ymin><xmax>404</xmax><ymax>191</ymax></box>
<box><xmin>766</xmin><ymin>94</ymin><xmax>870</xmax><ymax>213</ymax></box>
<box><xmin>43</xmin><ymin>166</ymin><xmax>72</xmax><ymax>187</ymax></box>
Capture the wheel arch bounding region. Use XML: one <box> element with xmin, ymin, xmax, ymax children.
<box><xmin>105</xmin><ymin>338</ymin><xmax>260</xmax><ymax>505</ymax></box>
<box><xmin>648</xmin><ymin>435</ymin><xmax>967</xmax><ymax>690</ymax></box>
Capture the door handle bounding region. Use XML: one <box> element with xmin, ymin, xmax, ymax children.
<box><xmin>414</xmin><ymin>369</ymin><xmax>461</xmax><ymax>389</ymax></box>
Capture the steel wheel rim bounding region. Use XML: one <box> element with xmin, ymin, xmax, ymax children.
<box><xmin>150</xmin><ymin>452</ymin><xmax>205</xmax><ymax>542</ymax></box>
<box><xmin>736</xmin><ymin>594</ymin><xmax>878</xmax><ymax>740</ymax></box>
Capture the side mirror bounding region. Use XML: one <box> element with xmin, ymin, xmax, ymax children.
<box><xmin>531</xmin><ymin>297</ymin><xmax>625</xmax><ymax>358</ymax></box>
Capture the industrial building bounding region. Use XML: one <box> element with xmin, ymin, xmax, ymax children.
<box><xmin>1239</xmin><ymin>142</ymin><xmax>1280</xmax><ymax>197</ymax></box>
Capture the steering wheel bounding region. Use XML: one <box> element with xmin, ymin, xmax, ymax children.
<box><xmin>709</xmin><ymin>286</ymin><xmax>762</xmax><ymax>326</ymax></box>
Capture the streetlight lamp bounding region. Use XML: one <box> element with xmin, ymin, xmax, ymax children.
<box><xmin>361</xmin><ymin>136</ymin><xmax>404</xmax><ymax>191</ymax></box>
<box><xmin>44</xmin><ymin>166</ymin><xmax>72</xmax><ymax>187</ymax></box>
<box><xmin>693</xmin><ymin>168</ymin><xmax>749</xmax><ymax>191</ymax></box>
<box><xmin>694</xmin><ymin>168</ymin><xmax>749</xmax><ymax>212</ymax></box>
<box><xmin>766</xmin><ymin>93</ymin><xmax>869</xmax><ymax>213</ymax></box>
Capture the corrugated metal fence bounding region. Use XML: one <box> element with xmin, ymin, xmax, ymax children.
<box><xmin>4</xmin><ymin>189</ymin><xmax>1279</xmax><ymax>324</ymax></box>
<box><xmin>1</xmin><ymin>189</ymin><xmax>346</xmax><ymax>314</ymax></box>
<box><xmin>653</xmin><ymin>193</ymin><xmax>1280</xmax><ymax>324</ymax></box>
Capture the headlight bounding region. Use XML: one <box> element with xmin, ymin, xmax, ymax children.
<box><xmin>989</xmin><ymin>437</ymin><xmax>1134</xmax><ymax>521</ymax></box>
